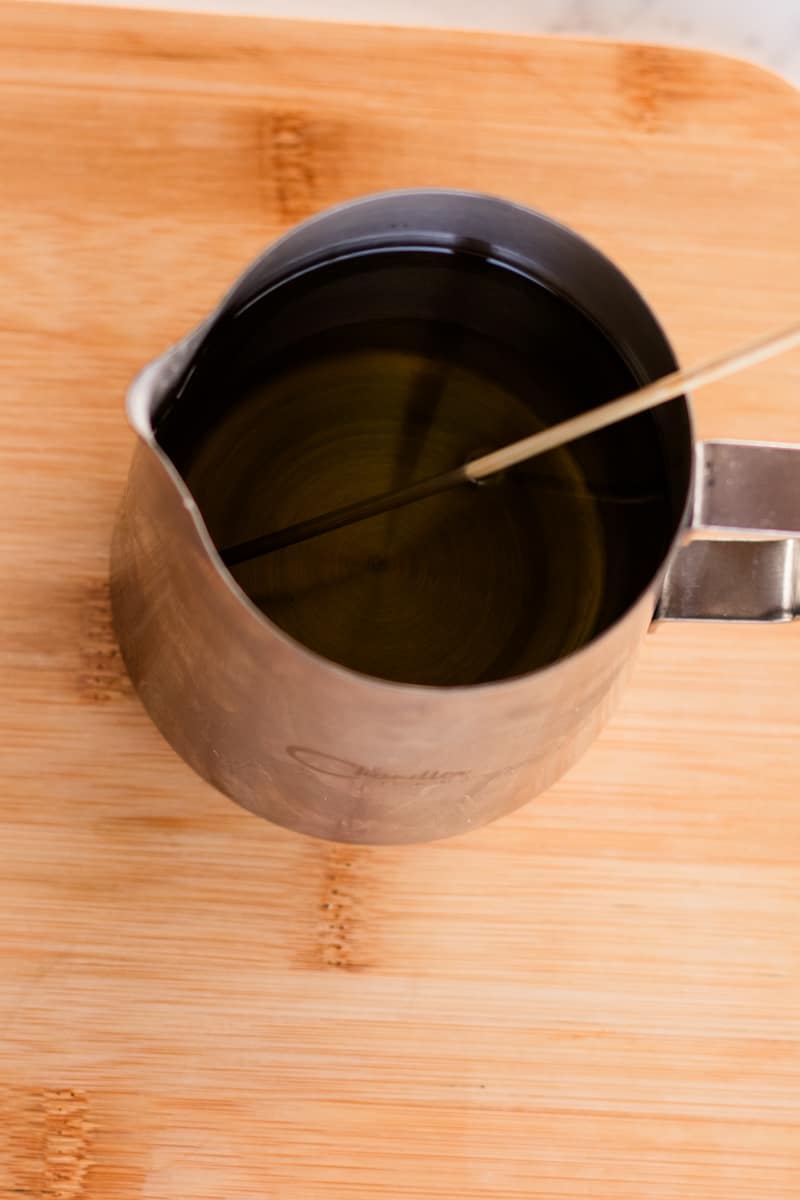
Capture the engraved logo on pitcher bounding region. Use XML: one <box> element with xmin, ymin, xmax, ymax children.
<box><xmin>286</xmin><ymin>745</ymin><xmax>544</xmax><ymax>791</ymax></box>
<box><xmin>286</xmin><ymin>746</ymin><xmax>468</xmax><ymax>785</ymax></box>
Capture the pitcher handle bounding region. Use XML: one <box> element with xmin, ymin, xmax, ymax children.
<box><xmin>658</xmin><ymin>440</ymin><xmax>800</xmax><ymax>622</ymax></box>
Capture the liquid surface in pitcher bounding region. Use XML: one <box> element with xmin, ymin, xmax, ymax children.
<box><xmin>158</xmin><ymin>246</ymin><xmax>675</xmax><ymax>686</ymax></box>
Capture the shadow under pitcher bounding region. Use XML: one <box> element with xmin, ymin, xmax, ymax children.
<box><xmin>111</xmin><ymin>190</ymin><xmax>800</xmax><ymax>844</ymax></box>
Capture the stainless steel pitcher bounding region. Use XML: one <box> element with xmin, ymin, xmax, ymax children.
<box><xmin>111</xmin><ymin>190</ymin><xmax>799</xmax><ymax>844</ymax></box>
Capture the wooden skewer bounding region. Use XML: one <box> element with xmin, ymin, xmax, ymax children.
<box><xmin>220</xmin><ymin>321</ymin><xmax>800</xmax><ymax>567</ymax></box>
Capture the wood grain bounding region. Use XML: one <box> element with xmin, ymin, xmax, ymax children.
<box><xmin>1</xmin><ymin>3</ymin><xmax>799</xmax><ymax>1196</ymax></box>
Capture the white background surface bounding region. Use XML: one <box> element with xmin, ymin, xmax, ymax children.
<box><xmin>64</xmin><ymin>0</ymin><xmax>800</xmax><ymax>84</ymax></box>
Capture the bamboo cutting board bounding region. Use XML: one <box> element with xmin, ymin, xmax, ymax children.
<box><xmin>1</xmin><ymin>3</ymin><xmax>800</xmax><ymax>1196</ymax></box>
